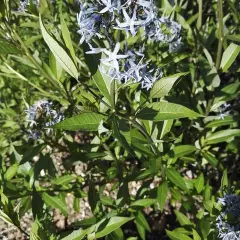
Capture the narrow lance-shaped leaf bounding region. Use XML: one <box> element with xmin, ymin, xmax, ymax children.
<box><xmin>54</xmin><ymin>112</ymin><xmax>105</xmax><ymax>131</ymax></box>
<box><xmin>205</xmin><ymin>129</ymin><xmax>240</xmax><ymax>145</ymax></box>
<box><xmin>0</xmin><ymin>210</ymin><xmax>14</xmax><ymax>226</ymax></box>
<box><xmin>166</xmin><ymin>230</ymin><xmax>193</xmax><ymax>240</ymax></box>
<box><xmin>169</xmin><ymin>145</ymin><xmax>197</xmax><ymax>159</ymax></box>
<box><xmin>192</xmin><ymin>229</ymin><xmax>201</xmax><ymax>240</ymax></box>
<box><xmin>160</xmin><ymin>119</ymin><xmax>173</xmax><ymax>139</ymax></box>
<box><xmin>150</xmin><ymin>72</ymin><xmax>188</xmax><ymax>98</ymax></box>
<box><xmin>201</xmin><ymin>151</ymin><xmax>218</xmax><ymax>167</ymax></box>
<box><xmin>136</xmin><ymin>221</ymin><xmax>146</xmax><ymax>240</ymax></box>
<box><xmin>165</xmin><ymin>168</ymin><xmax>188</xmax><ymax>191</ymax></box>
<box><xmin>135</xmin><ymin>211</ymin><xmax>150</xmax><ymax>232</ymax></box>
<box><xmin>42</xmin><ymin>193</ymin><xmax>68</xmax><ymax>216</ymax></box>
<box><xmin>61</xmin><ymin>226</ymin><xmax>94</xmax><ymax>240</ymax></box>
<box><xmin>95</xmin><ymin>217</ymin><xmax>134</xmax><ymax>238</ymax></box>
<box><xmin>0</xmin><ymin>38</ymin><xmax>21</xmax><ymax>54</ymax></box>
<box><xmin>93</xmin><ymin>68</ymin><xmax>112</xmax><ymax>104</ymax></box>
<box><xmin>60</xmin><ymin>13</ymin><xmax>77</xmax><ymax>65</ymax></box>
<box><xmin>137</xmin><ymin>102</ymin><xmax>202</xmax><ymax>121</ymax></box>
<box><xmin>4</xmin><ymin>164</ymin><xmax>18</xmax><ymax>180</ymax></box>
<box><xmin>112</xmin><ymin>116</ymin><xmax>134</xmax><ymax>155</ymax></box>
<box><xmin>220</xmin><ymin>43</ymin><xmax>240</xmax><ymax>72</ymax></box>
<box><xmin>227</xmin><ymin>34</ymin><xmax>240</xmax><ymax>42</ymax></box>
<box><xmin>221</xmin><ymin>169</ymin><xmax>229</xmax><ymax>192</ymax></box>
<box><xmin>174</xmin><ymin>210</ymin><xmax>192</xmax><ymax>226</ymax></box>
<box><xmin>130</xmin><ymin>199</ymin><xmax>156</xmax><ymax>208</ymax></box>
<box><xmin>195</xmin><ymin>173</ymin><xmax>204</xmax><ymax>194</ymax></box>
<box><xmin>52</xmin><ymin>175</ymin><xmax>76</xmax><ymax>185</ymax></box>
<box><xmin>157</xmin><ymin>181</ymin><xmax>168</xmax><ymax>212</ymax></box>
<box><xmin>205</xmin><ymin>116</ymin><xmax>237</xmax><ymax>128</ymax></box>
<box><xmin>39</xmin><ymin>15</ymin><xmax>78</xmax><ymax>79</ymax></box>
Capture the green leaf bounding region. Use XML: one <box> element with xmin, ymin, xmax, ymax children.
<box><xmin>4</xmin><ymin>164</ymin><xmax>18</xmax><ymax>180</ymax></box>
<box><xmin>203</xmin><ymin>200</ymin><xmax>213</xmax><ymax>213</ymax></box>
<box><xmin>93</xmin><ymin>68</ymin><xmax>111</xmax><ymax>104</ymax></box>
<box><xmin>174</xmin><ymin>210</ymin><xmax>192</xmax><ymax>226</ymax></box>
<box><xmin>212</xmin><ymin>81</ymin><xmax>240</xmax><ymax>107</ymax></box>
<box><xmin>205</xmin><ymin>129</ymin><xmax>240</xmax><ymax>144</ymax></box>
<box><xmin>221</xmin><ymin>169</ymin><xmax>228</xmax><ymax>192</ymax></box>
<box><xmin>192</xmin><ymin>229</ymin><xmax>201</xmax><ymax>240</ymax></box>
<box><xmin>135</xmin><ymin>211</ymin><xmax>150</xmax><ymax>232</ymax></box>
<box><xmin>100</xmin><ymin>195</ymin><xmax>114</xmax><ymax>206</ymax></box>
<box><xmin>108</xmin><ymin>228</ymin><xmax>124</xmax><ymax>240</ymax></box>
<box><xmin>150</xmin><ymin>73</ymin><xmax>188</xmax><ymax>98</ymax></box>
<box><xmin>0</xmin><ymin>38</ymin><xmax>21</xmax><ymax>54</ymax></box>
<box><xmin>32</xmin><ymin>187</ymin><xmax>44</xmax><ymax>219</ymax></box>
<box><xmin>137</xmin><ymin>102</ymin><xmax>202</xmax><ymax>121</ymax></box>
<box><xmin>61</xmin><ymin>226</ymin><xmax>93</xmax><ymax>240</ymax></box>
<box><xmin>130</xmin><ymin>199</ymin><xmax>156</xmax><ymax>208</ymax></box>
<box><xmin>54</xmin><ymin>112</ymin><xmax>105</xmax><ymax>131</ymax></box>
<box><xmin>227</xmin><ymin>34</ymin><xmax>240</xmax><ymax>42</ymax></box>
<box><xmin>199</xmin><ymin>219</ymin><xmax>210</xmax><ymax>238</ymax></box>
<box><xmin>160</xmin><ymin>119</ymin><xmax>174</xmax><ymax>139</ymax></box>
<box><xmin>25</xmin><ymin>34</ymin><xmax>43</xmax><ymax>46</ymax></box>
<box><xmin>220</xmin><ymin>43</ymin><xmax>240</xmax><ymax>72</ymax></box>
<box><xmin>136</xmin><ymin>221</ymin><xmax>146</xmax><ymax>240</ymax></box>
<box><xmin>201</xmin><ymin>151</ymin><xmax>218</xmax><ymax>167</ymax></box>
<box><xmin>194</xmin><ymin>173</ymin><xmax>204</xmax><ymax>194</ymax></box>
<box><xmin>95</xmin><ymin>217</ymin><xmax>133</xmax><ymax>238</ymax></box>
<box><xmin>173</xmin><ymin>228</ymin><xmax>191</xmax><ymax>235</ymax></box>
<box><xmin>157</xmin><ymin>181</ymin><xmax>168</xmax><ymax>212</ymax></box>
<box><xmin>169</xmin><ymin>145</ymin><xmax>197</xmax><ymax>159</ymax></box>
<box><xmin>18</xmin><ymin>197</ymin><xmax>32</xmax><ymax>218</ymax></box>
<box><xmin>60</xmin><ymin>13</ymin><xmax>77</xmax><ymax>65</ymax></box>
<box><xmin>166</xmin><ymin>230</ymin><xmax>193</xmax><ymax>240</ymax></box>
<box><xmin>42</xmin><ymin>193</ymin><xmax>68</xmax><ymax>216</ymax></box>
<box><xmin>112</xmin><ymin>116</ymin><xmax>134</xmax><ymax>155</ymax></box>
<box><xmin>52</xmin><ymin>175</ymin><xmax>75</xmax><ymax>185</ymax></box>
<box><xmin>205</xmin><ymin>116</ymin><xmax>237</xmax><ymax>128</ymax></box>
<box><xmin>39</xmin><ymin>15</ymin><xmax>78</xmax><ymax>79</ymax></box>
<box><xmin>165</xmin><ymin>168</ymin><xmax>188</xmax><ymax>191</ymax></box>
<box><xmin>0</xmin><ymin>210</ymin><xmax>14</xmax><ymax>226</ymax></box>
<box><xmin>88</xmin><ymin>182</ymin><xmax>99</xmax><ymax>213</ymax></box>
<box><xmin>130</xmin><ymin>128</ymin><xmax>148</xmax><ymax>144</ymax></box>
<box><xmin>72</xmin><ymin>217</ymin><xmax>97</xmax><ymax>228</ymax></box>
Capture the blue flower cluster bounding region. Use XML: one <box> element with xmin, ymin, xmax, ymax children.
<box><xmin>216</xmin><ymin>194</ymin><xmax>240</xmax><ymax>240</ymax></box>
<box><xmin>77</xmin><ymin>0</ymin><xmax>182</xmax><ymax>90</ymax></box>
<box><xmin>25</xmin><ymin>100</ymin><xmax>64</xmax><ymax>139</ymax></box>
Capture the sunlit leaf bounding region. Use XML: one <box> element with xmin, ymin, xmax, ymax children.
<box><xmin>42</xmin><ymin>193</ymin><xmax>68</xmax><ymax>216</ymax></box>
<box><xmin>39</xmin><ymin>15</ymin><xmax>78</xmax><ymax>79</ymax></box>
<box><xmin>54</xmin><ymin>113</ymin><xmax>105</xmax><ymax>131</ymax></box>
<box><xmin>137</xmin><ymin>102</ymin><xmax>202</xmax><ymax>121</ymax></box>
<box><xmin>150</xmin><ymin>73</ymin><xmax>188</xmax><ymax>98</ymax></box>
<box><xmin>220</xmin><ymin>43</ymin><xmax>240</xmax><ymax>72</ymax></box>
<box><xmin>95</xmin><ymin>217</ymin><xmax>133</xmax><ymax>238</ymax></box>
<box><xmin>165</xmin><ymin>168</ymin><xmax>188</xmax><ymax>191</ymax></box>
<box><xmin>205</xmin><ymin>129</ymin><xmax>240</xmax><ymax>144</ymax></box>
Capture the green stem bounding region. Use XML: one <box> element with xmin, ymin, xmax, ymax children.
<box><xmin>197</xmin><ymin>0</ymin><xmax>203</xmax><ymax>29</ymax></box>
<box><xmin>110</xmin><ymin>79</ymin><xmax>116</xmax><ymax>110</ymax></box>
<box><xmin>216</xmin><ymin>0</ymin><xmax>224</xmax><ymax>70</ymax></box>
